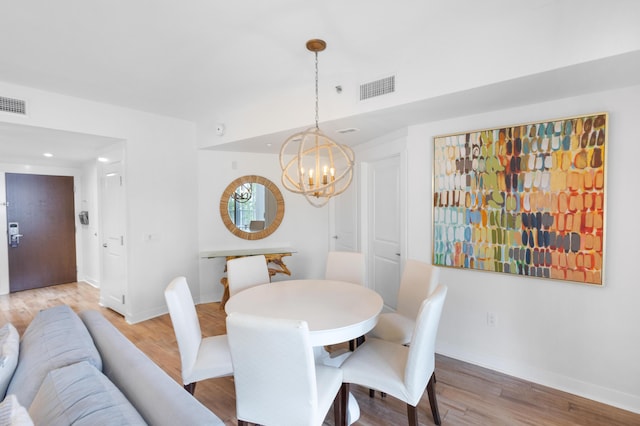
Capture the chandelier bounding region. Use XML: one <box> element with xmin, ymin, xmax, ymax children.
<box><xmin>279</xmin><ymin>39</ymin><xmax>355</xmax><ymax>208</ymax></box>
<box><xmin>231</xmin><ymin>183</ymin><xmax>252</xmax><ymax>203</ymax></box>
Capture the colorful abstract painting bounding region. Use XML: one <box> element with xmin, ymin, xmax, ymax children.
<box><xmin>432</xmin><ymin>113</ymin><xmax>607</xmax><ymax>285</ymax></box>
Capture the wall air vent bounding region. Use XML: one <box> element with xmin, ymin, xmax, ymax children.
<box><xmin>360</xmin><ymin>75</ymin><xmax>395</xmax><ymax>101</ymax></box>
<box><xmin>336</xmin><ymin>127</ymin><xmax>360</xmax><ymax>134</ymax></box>
<box><xmin>0</xmin><ymin>96</ymin><xmax>26</xmax><ymax>115</ymax></box>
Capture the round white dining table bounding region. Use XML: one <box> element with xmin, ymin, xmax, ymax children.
<box><xmin>224</xmin><ymin>279</ymin><xmax>383</xmax><ymax>347</ymax></box>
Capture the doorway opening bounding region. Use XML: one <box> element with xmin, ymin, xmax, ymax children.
<box><xmin>0</xmin><ymin>122</ymin><xmax>125</xmax><ymax>296</ymax></box>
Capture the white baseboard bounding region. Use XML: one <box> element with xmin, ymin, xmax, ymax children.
<box><xmin>126</xmin><ymin>305</ymin><xmax>168</xmax><ymax>325</ymax></box>
<box><xmin>79</xmin><ymin>279</ymin><xmax>99</xmax><ymax>288</ymax></box>
<box><xmin>197</xmin><ymin>291</ymin><xmax>221</xmax><ymax>304</ymax></box>
<box><xmin>436</xmin><ymin>341</ymin><xmax>640</xmax><ymax>415</ymax></box>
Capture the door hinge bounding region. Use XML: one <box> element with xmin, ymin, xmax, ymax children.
<box><xmin>120</xmin><ymin>176</ymin><xmax>123</xmax><ymax>186</ymax></box>
<box><xmin>122</xmin><ymin>295</ymin><xmax>125</xmax><ymax>304</ymax></box>
<box><xmin>120</xmin><ymin>236</ymin><xmax>124</xmax><ymax>245</ymax></box>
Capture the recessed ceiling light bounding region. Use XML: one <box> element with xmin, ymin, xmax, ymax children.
<box><xmin>97</xmin><ymin>157</ymin><xmax>109</xmax><ymax>163</ymax></box>
<box><xmin>43</xmin><ymin>152</ymin><xmax>53</xmax><ymax>157</ymax></box>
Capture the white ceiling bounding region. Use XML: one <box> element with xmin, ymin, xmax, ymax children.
<box><xmin>0</xmin><ymin>121</ymin><xmax>120</xmax><ymax>168</ymax></box>
<box><xmin>0</xmin><ymin>0</ymin><xmax>442</xmax><ymax>120</ymax></box>
<box><xmin>1</xmin><ymin>1</ymin><xmax>640</xmax><ymax>166</ymax></box>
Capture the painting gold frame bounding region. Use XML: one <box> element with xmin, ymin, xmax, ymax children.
<box><xmin>432</xmin><ymin>113</ymin><xmax>607</xmax><ymax>285</ymax></box>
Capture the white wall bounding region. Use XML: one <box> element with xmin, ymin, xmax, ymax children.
<box><xmin>78</xmin><ymin>161</ymin><xmax>100</xmax><ymax>287</ymax></box>
<box><xmin>0</xmin><ymin>81</ymin><xmax>199</xmax><ymax>323</ymax></box>
<box><xmin>406</xmin><ymin>85</ymin><xmax>640</xmax><ymax>413</ymax></box>
<box><xmin>197</xmin><ymin>150</ymin><xmax>330</xmax><ymax>302</ymax></box>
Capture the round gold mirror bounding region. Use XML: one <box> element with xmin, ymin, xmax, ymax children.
<box><xmin>220</xmin><ymin>175</ymin><xmax>285</xmax><ymax>240</ymax></box>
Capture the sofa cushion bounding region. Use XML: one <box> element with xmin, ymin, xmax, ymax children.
<box><xmin>0</xmin><ymin>394</ymin><xmax>33</xmax><ymax>426</ymax></box>
<box><xmin>0</xmin><ymin>323</ymin><xmax>19</xmax><ymax>400</ymax></box>
<box><xmin>29</xmin><ymin>361</ymin><xmax>146</xmax><ymax>425</ymax></box>
<box><xmin>6</xmin><ymin>305</ymin><xmax>102</xmax><ymax>407</ymax></box>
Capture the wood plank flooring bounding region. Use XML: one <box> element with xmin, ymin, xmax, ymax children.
<box><xmin>2</xmin><ymin>281</ymin><xmax>639</xmax><ymax>425</ymax></box>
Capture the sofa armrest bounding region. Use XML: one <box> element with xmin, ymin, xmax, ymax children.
<box><xmin>79</xmin><ymin>310</ymin><xmax>224</xmax><ymax>426</ymax></box>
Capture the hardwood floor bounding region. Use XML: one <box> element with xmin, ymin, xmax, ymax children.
<box><xmin>2</xmin><ymin>281</ymin><xmax>639</xmax><ymax>426</ymax></box>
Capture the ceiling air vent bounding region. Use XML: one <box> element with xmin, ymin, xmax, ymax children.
<box><xmin>0</xmin><ymin>96</ymin><xmax>27</xmax><ymax>115</ymax></box>
<box><xmin>360</xmin><ymin>75</ymin><xmax>395</xmax><ymax>101</ymax></box>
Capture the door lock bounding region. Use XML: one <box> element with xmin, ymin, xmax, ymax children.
<box><xmin>8</xmin><ymin>222</ymin><xmax>23</xmax><ymax>247</ymax></box>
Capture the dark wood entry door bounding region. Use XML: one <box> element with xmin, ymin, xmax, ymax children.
<box><xmin>6</xmin><ymin>173</ymin><xmax>77</xmax><ymax>292</ymax></box>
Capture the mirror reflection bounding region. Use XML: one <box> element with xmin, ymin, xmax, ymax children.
<box><xmin>227</xmin><ymin>183</ymin><xmax>277</xmax><ymax>232</ymax></box>
<box><xmin>220</xmin><ymin>175</ymin><xmax>285</xmax><ymax>240</ymax></box>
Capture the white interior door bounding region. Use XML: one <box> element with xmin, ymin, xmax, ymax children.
<box><xmin>330</xmin><ymin>171</ymin><xmax>358</xmax><ymax>253</ymax></box>
<box><xmin>368</xmin><ymin>155</ymin><xmax>402</xmax><ymax>311</ymax></box>
<box><xmin>100</xmin><ymin>161</ymin><xmax>127</xmax><ymax>315</ymax></box>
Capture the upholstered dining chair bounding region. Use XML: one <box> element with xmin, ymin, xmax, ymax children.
<box><xmin>339</xmin><ymin>284</ymin><xmax>448</xmax><ymax>426</ymax></box>
<box><xmin>226</xmin><ymin>312</ymin><xmax>345</xmax><ymax>426</ymax></box>
<box><xmin>324</xmin><ymin>251</ymin><xmax>365</xmax><ymax>286</ymax></box>
<box><xmin>226</xmin><ymin>254</ymin><xmax>271</xmax><ymax>298</ymax></box>
<box><xmin>164</xmin><ymin>276</ymin><xmax>233</xmax><ymax>394</ymax></box>
<box><xmin>368</xmin><ymin>259</ymin><xmax>441</xmax><ymax>345</ymax></box>
<box><xmin>325</xmin><ymin>251</ymin><xmax>366</xmax><ymax>351</ymax></box>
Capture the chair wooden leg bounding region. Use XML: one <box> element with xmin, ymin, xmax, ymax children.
<box><xmin>333</xmin><ymin>387</ymin><xmax>342</xmax><ymax>426</ymax></box>
<box><xmin>427</xmin><ymin>372</ymin><xmax>441</xmax><ymax>425</ymax></box>
<box><xmin>407</xmin><ymin>403</ymin><xmax>418</xmax><ymax>426</ymax></box>
<box><xmin>349</xmin><ymin>335</ymin><xmax>366</xmax><ymax>351</ymax></box>
<box><xmin>368</xmin><ymin>388</ymin><xmax>386</xmax><ymax>398</ymax></box>
<box><xmin>340</xmin><ymin>383</ymin><xmax>350</xmax><ymax>426</ymax></box>
<box><xmin>184</xmin><ymin>382</ymin><xmax>196</xmax><ymax>395</ymax></box>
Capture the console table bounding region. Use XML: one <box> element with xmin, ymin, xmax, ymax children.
<box><xmin>201</xmin><ymin>247</ymin><xmax>295</xmax><ymax>308</ymax></box>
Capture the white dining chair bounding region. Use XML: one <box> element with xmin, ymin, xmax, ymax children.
<box><xmin>368</xmin><ymin>259</ymin><xmax>441</xmax><ymax>345</ymax></box>
<box><xmin>339</xmin><ymin>284</ymin><xmax>448</xmax><ymax>426</ymax></box>
<box><xmin>226</xmin><ymin>312</ymin><xmax>345</xmax><ymax>426</ymax></box>
<box><xmin>324</xmin><ymin>251</ymin><xmax>365</xmax><ymax>285</ymax></box>
<box><xmin>226</xmin><ymin>254</ymin><xmax>271</xmax><ymax>297</ymax></box>
<box><xmin>325</xmin><ymin>251</ymin><xmax>366</xmax><ymax>351</ymax></box>
<box><xmin>164</xmin><ymin>276</ymin><xmax>234</xmax><ymax>394</ymax></box>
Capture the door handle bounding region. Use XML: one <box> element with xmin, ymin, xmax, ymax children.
<box><xmin>103</xmin><ymin>243</ymin><xmax>108</xmax><ymax>248</ymax></box>
<box><xmin>8</xmin><ymin>222</ymin><xmax>22</xmax><ymax>247</ymax></box>
<box><xmin>9</xmin><ymin>234</ymin><xmax>23</xmax><ymax>247</ymax></box>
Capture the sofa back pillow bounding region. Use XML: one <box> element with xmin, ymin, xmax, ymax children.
<box><xmin>29</xmin><ymin>361</ymin><xmax>146</xmax><ymax>425</ymax></box>
<box><xmin>0</xmin><ymin>323</ymin><xmax>19</xmax><ymax>400</ymax></box>
<box><xmin>6</xmin><ymin>305</ymin><xmax>102</xmax><ymax>407</ymax></box>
